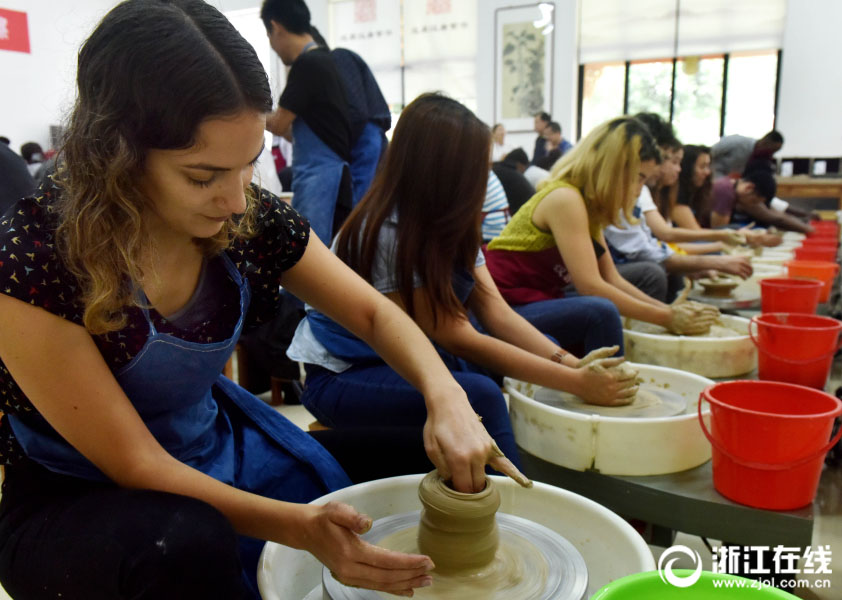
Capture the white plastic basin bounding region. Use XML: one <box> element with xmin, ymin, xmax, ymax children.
<box><xmin>257</xmin><ymin>475</ymin><xmax>655</xmax><ymax>599</ymax></box>
<box><xmin>623</xmin><ymin>314</ymin><xmax>756</xmax><ymax>378</ymax></box>
<box><xmin>506</xmin><ymin>364</ymin><xmax>712</xmax><ymax>476</ymax></box>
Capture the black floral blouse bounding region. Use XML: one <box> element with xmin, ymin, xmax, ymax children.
<box><xmin>0</xmin><ymin>179</ymin><xmax>309</xmax><ymax>465</ymax></box>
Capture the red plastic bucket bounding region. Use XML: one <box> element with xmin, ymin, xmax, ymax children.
<box><xmin>699</xmin><ymin>381</ymin><xmax>842</xmax><ymax>510</ymax></box>
<box><xmin>794</xmin><ymin>245</ymin><xmax>837</xmax><ymax>262</ymax></box>
<box><xmin>760</xmin><ymin>278</ymin><xmax>823</xmax><ymax>314</ymax></box>
<box><xmin>749</xmin><ymin>313</ymin><xmax>842</xmax><ymax>388</ymax></box>
<box><xmin>785</xmin><ymin>260</ymin><xmax>839</xmax><ymax>302</ymax></box>
<box><xmin>802</xmin><ymin>236</ymin><xmax>839</xmax><ymax>248</ymax></box>
<box><xmin>808</xmin><ymin>220</ymin><xmax>839</xmax><ymax>238</ymax></box>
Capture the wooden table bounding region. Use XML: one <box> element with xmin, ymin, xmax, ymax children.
<box><xmin>776</xmin><ymin>176</ymin><xmax>842</xmax><ymax>214</ymax></box>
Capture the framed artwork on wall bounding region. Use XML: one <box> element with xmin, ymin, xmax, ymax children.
<box><xmin>494</xmin><ymin>3</ymin><xmax>555</xmax><ymax>132</ymax></box>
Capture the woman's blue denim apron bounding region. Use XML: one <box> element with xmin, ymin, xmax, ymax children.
<box><xmin>291</xmin><ymin>119</ymin><xmax>383</xmax><ymax>242</ymax></box>
<box><xmin>291</xmin><ymin>119</ymin><xmax>348</xmax><ymax>242</ymax></box>
<box><xmin>349</xmin><ymin>121</ymin><xmax>385</xmax><ymax>207</ymax></box>
<box><xmin>8</xmin><ymin>253</ymin><xmax>351</xmax><ymax>597</ymax></box>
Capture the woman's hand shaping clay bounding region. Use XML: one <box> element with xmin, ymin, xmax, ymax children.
<box><xmin>302</xmin><ymin>501</ymin><xmax>434</xmax><ymax>597</ymax></box>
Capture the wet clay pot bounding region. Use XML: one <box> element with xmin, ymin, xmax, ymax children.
<box><xmin>416</xmin><ymin>470</ymin><xmax>501</xmax><ymax>574</ymax></box>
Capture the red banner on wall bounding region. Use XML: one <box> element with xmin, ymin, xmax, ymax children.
<box><xmin>0</xmin><ymin>8</ymin><xmax>30</xmax><ymax>54</ymax></box>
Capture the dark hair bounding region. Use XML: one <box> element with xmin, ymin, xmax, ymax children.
<box><xmin>335</xmin><ymin>93</ymin><xmax>490</xmax><ymax>325</ymax></box>
<box><xmin>261</xmin><ymin>0</ymin><xmax>311</xmax><ymax>34</ymax></box>
<box><xmin>503</xmin><ymin>147</ymin><xmax>529</xmax><ymax>166</ymax></box>
<box><xmin>310</xmin><ymin>25</ymin><xmax>328</xmax><ymax>48</ymax></box>
<box><xmin>677</xmin><ymin>144</ymin><xmax>712</xmax><ymax>215</ymax></box>
<box><xmin>547</xmin><ymin>122</ymin><xmax>561</xmax><ymax>134</ymax></box>
<box><xmin>57</xmin><ymin>0</ymin><xmax>273</xmax><ymax>333</ymax></box>
<box><xmin>535</xmin><ymin>148</ymin><xmax>562</xmax><ymax>170</ymax></box>
<box><xmin>743</xmin><ymin>166</ymin><xmax>777</xmax><ymax>202</ymax></box>
<box><xmin>20</xmin><ymin>142</ymin><xmax>44</xmax><ymax>163</ymax></box>
<box><xmin>634</xmin><ymin>112</ymin><xmax>681</xmax><ymax>150</ymax></box>
<box><xmin>626</xmin><ymin>118</ymin><xmax>662</xmax><ymax>164</ymax></box>
<box><xmin>759</xmin><ymin>130</ymin><xmax>784</xmax><ymax>145</ymax></box>
<box><xmin>0</xmin><ymin>136</ymin><xmax>10</xmax><ymax>145</ymax></box>
<box><xmin>535</xmin><ymin>112</ymin><xmax>551</xmax><ymax>123</ymax></box>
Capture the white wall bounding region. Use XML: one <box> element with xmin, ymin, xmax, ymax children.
<box><xmin>476</xmin><ymin>0</ymin><xmax>578</xmax><ymax>156</ymax></box>
<box><xmin>0</xmin><ymin>0</ymin><xmax>115</xmax><ymax>151</ymax></box>
<box><xmin>776</xmin><ymin>0</ymin><xmax>842</xmax><ymax>157</ymax></box>
<box><xmin>0</xmin><ymin>0</ymin><xmax>329</xmax><ymax>153</ymax></box>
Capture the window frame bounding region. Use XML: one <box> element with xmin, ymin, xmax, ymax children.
<box><xmin>576</xmin><ymin>49</ymin><xmax>782</xmax><ymax>142</ymax></box>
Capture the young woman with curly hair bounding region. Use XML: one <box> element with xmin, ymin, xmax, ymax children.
<box><xmin>0</xmin><ymin>2</ymin><xmax>526</xmax><ymax>598</ymax></box>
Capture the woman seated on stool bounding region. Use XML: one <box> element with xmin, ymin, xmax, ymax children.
<box><xmin>290</xmin><ymin>93</ymin><xmax>638</xmax><ymax>461</ymax></box>
<box><xmin>0</xmin><ymin>2</ymin><xmax>528</xmax><ymax>599</ymax></box>
<box><xmin>485</xmin><ymin>116</ymin><xmax>720</xmax><ymax>335</ymax></box>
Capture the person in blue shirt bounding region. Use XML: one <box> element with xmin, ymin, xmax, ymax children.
<box><xmin>545</xmin><ymin>121</ymin><xmax>574</xmax><ymax>157</ymax></box>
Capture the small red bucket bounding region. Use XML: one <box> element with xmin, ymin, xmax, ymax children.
<box><xmin>802</xmin><ymin>236</ymin><xmax>839</xmax><ymax>248</ymax></box>
<box><xmin>785</xmin><ymin>260</ymin><xmax>839</xmax><ymax>302</ymax></box>
<box><xmin>808</xmin><ymin>220</ymin><xmax>839</xmax><ymax>238</ymax></box>
<box><xmin>760</xmin><ymin>278</ymin><xmax>823</xmax><ymax>314</ymax></box>
<box><xmin>699</xmin><ymin>381</ymin><xmax>842</xmax><ymax>510</ymax></box>
<box><xmin>794</xmin><ymin>245</ymin><xmax>837</xmax><ymax>262</ymax></box>
<box><xmin>749</xmin><ymin>313</ymin><xmax>842</xmax><ymax>389</ymax></box>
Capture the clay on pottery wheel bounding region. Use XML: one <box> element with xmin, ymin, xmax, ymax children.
<box><xmin>417</xmin><ymin>470</ymin><xmax>500</xmax><ymax>574</ymax></box>
<box><xmin>698</xmin><ymin>277</ymin><xmax>739</xmax><ymax>298</ymax></box>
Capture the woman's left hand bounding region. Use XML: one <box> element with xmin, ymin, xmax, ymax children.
<box><xmin>422</xmin><ymin>385</ymin><xmax>531</xmax><ymax>493</ymax></box>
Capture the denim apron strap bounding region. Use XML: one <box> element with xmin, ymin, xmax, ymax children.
<box><xmin>291</xmin><ymin>118</ymin><xmax>348</xmax><ymax>242</ymax></box>
<box><xmin>9</xmin><ymin>252</ymin><xmax>349</xmax><ymax>493</ymax></box>
<box><xmin>349</xmin><ymin>121</ymin><xmax>385</xmax><ymax>207</ymax></box>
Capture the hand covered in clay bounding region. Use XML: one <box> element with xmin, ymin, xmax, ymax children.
<box><xmin>302</xmin><ymin>501</ymin><xmax>434</xmax><ymax>597</ymax></box>
<box><xmin>711</xmin><ymin>255</ymin><xmax>753</xmax><ymax>279</ymax></box>
<box><xmin>667</xmin><ymin>281</ymin><xmax>720</xmax><ymax>335</ymax></box>
<box><xmin>667</xmin><ymin>301</ymin><xmax>720</xmax><ymax>335</ymax></box>
<box><xmin>422</xmin><ymin>385</ymin><xmax>532</xmax><ymax>493</ymax></box>
<box><xmin>577</xmin><ymin>345</ymin><xmax>623</xmax><ymax>368</ymax></box>
<box><xmin>719</xmin><ymin>229</ymin><xmax>747</xmax><ymax>245</ymax></box>
<box><xmin>574</xmin><ymin>347</ymin><xmax>639</xmax><ymax>406</ymax></box>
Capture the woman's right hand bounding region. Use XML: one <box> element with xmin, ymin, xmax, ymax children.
<box><xmin>711</xmin><ymin>255</ymin><xmax>753</xmax><ymax>279</ymax></box>
<box><xmin>301</xmin><ymin>501</ymin><xmax>434</xmax><ymax>597</ymax></box>
<box><xmin>667</xmin><ymin>301</ymin><xmax>719</xmax><ymax>335</ymax></box>
<box><xmin>718</xmin><ymin>229</ymin><xmax>746</xmax><ymax>245</ymax></box>
<box><xmin>571</xmin><ymin>357</ymin><xmax>639</xmax><ymax>406</ymax></box>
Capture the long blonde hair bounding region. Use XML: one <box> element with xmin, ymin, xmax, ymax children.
<box><xmin>539</xmin><ymin>117</ymin><xmax>660</xmax><ymax>238</ymax></box>
<box><xmin>54</xmin><ymin>0</ymin><xmax>272</xmax><ymax>335</ymax></box>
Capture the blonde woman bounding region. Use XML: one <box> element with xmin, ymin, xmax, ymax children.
<box><xmin>485</xmin><ymin>117</ymin><xmax>717</xmax><ymax>334</ymax></box>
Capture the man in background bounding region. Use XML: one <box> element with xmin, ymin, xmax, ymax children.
<box><xmin>544</xmin><ymin>121</ymin><xmax>573</xmax><ymax>158</ymax></box>
<box><xmin>711</xmin><ymin>130</ymin><xmax>784</xmax><ymax>179</ymax></box>
<box><xmin>0</xmin><ymin>141</ymin><xmax>35</xmax><ymax>215</ymax></box>
<box><xmin>492</xmin><ymin>148</ymin><xmax>535</xmax><ymax>215</ymax></box>
<box><xmin>531</xmin><ymin>111</ymin><xmax>551</xmax><ymax>165</ymax></box>
<box><xmin>262</xmin><ymin>0</ymin><xmax>388</xmax><ymax>242</ymax></box>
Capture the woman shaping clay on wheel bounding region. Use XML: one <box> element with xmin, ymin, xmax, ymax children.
<box><xmin>484</xmin><ymin>116</ymin><xmax>720</xmax><ymax>336</ymax></box>
<box><xmin>0</xmin><ymin>2</ymin><xmax>528</xmax><ymax>599</ymax></box>
<box><xmin>288</xmin><ymin>92</ymin><xmax>639</xmax><ymax>465</ymax></box>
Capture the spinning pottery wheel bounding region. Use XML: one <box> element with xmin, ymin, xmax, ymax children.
<box><xmin>321</xmin><ymin>511</ymin><xmax>588</xmax><ymax>599</ymax></box>
<box><xmin>257</xmin><ymin>475</ymin><xmax>655</xmax><ymax>599</ymax></box>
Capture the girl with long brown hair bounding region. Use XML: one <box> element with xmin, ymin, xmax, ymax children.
<box><xmin>290</xmin><ymin>93</ymin><xmax>638</xmax><ymax>460</ymax></box>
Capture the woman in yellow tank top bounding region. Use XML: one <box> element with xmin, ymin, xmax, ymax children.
<box><xmin>486</xmin><ymin>117</ymin><xmax>719</xmax><ymax>335</ymax></box>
